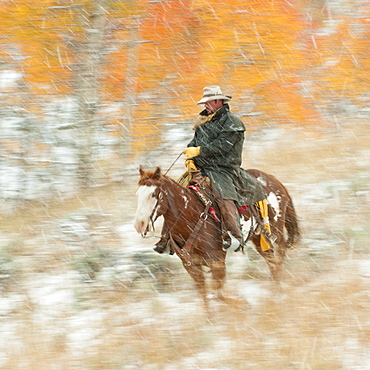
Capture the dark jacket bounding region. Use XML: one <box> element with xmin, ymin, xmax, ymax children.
<box><xmin>188</xmin><ymin>105</ymin><xmax>265</xmax><ymax>205</ymax></box>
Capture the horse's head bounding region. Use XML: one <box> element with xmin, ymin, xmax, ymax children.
<box><xmin>134</xmin><ymin>167</ymin><xmax>168</xmax><ymax>235</ymax></box>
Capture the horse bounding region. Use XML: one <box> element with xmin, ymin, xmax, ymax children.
<box><xmin>134</xmin><ymin>167</ymin><xmax>300</xmax><ymax>311</ymax></box>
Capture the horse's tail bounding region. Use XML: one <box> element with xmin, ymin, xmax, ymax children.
<box><xmin>285</xmin><ymin>192</ymin><xmax>300</xmax><ymax>248</ymax></box>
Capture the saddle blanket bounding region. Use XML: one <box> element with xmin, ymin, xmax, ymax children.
<box><xmin>187</xmin><ymin>185</ymin><xmax>219</xmax><ymax>221</ymax></box>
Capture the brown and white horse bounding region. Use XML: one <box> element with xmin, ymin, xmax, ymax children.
<box><xmin>134</xmin><ymin>167</ymin><xmax>300</xmax><ymax>310</ymax></box>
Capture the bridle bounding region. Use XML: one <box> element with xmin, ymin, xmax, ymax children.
<box><xmin>147</xmin><ymin>186</ymin><xmax>165</xmax><ymax>234</ymax></box>
<box><xmin>148</xmin><ymin>180</ymin><xmax>187</xmax><ymax>233</ymax></box>
<box><xmin>144</xmin><ymin>178</ymin><xmax>184</xmax><ymax>236</ymax></box>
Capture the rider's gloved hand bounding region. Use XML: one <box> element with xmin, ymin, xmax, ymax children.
<box><xmin>185</xmin><ymin>160</ymin><xmax>197</xmax><ymax>172</ymax></box>
<box><xmin>183</xmin><ymin>146</ymin><xmax>200</xmax><ymax>159</ymax></box>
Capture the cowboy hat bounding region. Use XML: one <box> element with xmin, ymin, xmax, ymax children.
<box><xmin>197</xmin><ymin>85</ymin><xmax>232</xmax><ymax>105</ymax></box>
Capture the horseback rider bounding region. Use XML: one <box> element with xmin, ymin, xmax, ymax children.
<box><xmin>154</xmin><ymin>85</ymin><xmax>266</xmax><ymax>253</ymax></box>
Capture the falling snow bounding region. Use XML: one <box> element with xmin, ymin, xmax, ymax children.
<box><xmin>1</xmin><ymin>1</ymin><xmax>370</xmax><ymax>368</ymax></box>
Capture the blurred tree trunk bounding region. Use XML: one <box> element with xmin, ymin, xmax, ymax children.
<box><xmin>74</xmin><ymin>0</ymin><xmax>108</xmax><ymax>188</ymax></box>
<box><xmin>121</xmin><ymin>15</ymin><xmax>141</xmax><ymax>166</ymax></box>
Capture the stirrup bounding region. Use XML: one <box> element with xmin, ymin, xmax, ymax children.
<box><xmin>222</xmin><ymin>226</ymin><xmax>245</xmax><ymax>252</ymax></box>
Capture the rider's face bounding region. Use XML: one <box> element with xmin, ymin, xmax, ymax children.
<box><xmin>204</xmin><ymin>99</ymin><xmax>223</xmax><ymax>114</ymax></box>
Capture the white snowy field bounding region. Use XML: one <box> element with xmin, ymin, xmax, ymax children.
<box><xmin>0</xmin><ymin>120</ymin><xmax>370</xmax><ymax>369</ymax></box>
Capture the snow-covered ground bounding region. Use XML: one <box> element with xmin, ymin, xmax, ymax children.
<box><xmin>0</xmin><ymin>121</ymin><xmax>370</xmax><ymax>369</ymax></box>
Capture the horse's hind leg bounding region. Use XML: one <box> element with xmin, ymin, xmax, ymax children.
<box><xmin>252</xmin><ymin>236</ymin><xmax>286</xmax><ymax>283</ymax></box>
<box><xmin>263</xmin><ymin>249</ymin><xmax>284</xmax><ymax>281</ymax></box>
<box><xmin>261</xmin><ymin>240</ymin><xmax>289</xmax><ymax>291</ymax></box>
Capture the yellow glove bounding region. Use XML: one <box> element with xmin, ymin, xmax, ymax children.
<box><xmin>185</xmin><ymin>160</ymin><xmax>197</xmax><ymax>172</ymax></box>
<box><xmin>183</xmin><ymin>146</ymin><xmax>200</xmax><ymax>159</ymax></box>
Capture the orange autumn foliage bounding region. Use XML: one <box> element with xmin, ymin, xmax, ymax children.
<box><xmin>0</xmin><ymin>0</ymin><xmax>369</xmax><ymax>154</ymax></box>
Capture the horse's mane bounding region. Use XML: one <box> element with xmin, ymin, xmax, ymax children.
<box><xmin>138</xmin><ymin>167</ymin><xmax>187</xmax><ymax>191</ymax></box>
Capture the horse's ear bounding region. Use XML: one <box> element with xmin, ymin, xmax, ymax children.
<box><xmin>139</xmin><ymin>165</ymin><xmax>145</xmax><ymax>176</ymax></box>
<box><xmin>153</xmin><ymin>167</ymin><xmax>161</xmax><ymax>179</ymax></box>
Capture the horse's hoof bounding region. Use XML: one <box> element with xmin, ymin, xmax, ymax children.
<box><xmin>153</xmin><ymin>246</ymin><xmax>165</xmax><ymax>254</ymax></box>
<box><xmin>153</xmin><ymin>239</ymin><xmax>169</xmax><ymax>254</ymax></box>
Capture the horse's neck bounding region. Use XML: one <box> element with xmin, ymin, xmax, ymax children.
<box><xmin>161</xmin><ymin>177</ymin><xmax>200</xmax><ymax>218</ymax></box>
<box><xmin>162</xmin><ymin>176</ymin><xmax>185</xmax><ymax>193</ymax></box>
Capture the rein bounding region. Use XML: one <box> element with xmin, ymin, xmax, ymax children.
<box><xmin>146</xmin><ymin>152</ymin><xmax>186</xmax><ymax>232</ymax></box>
<box><xmin>164</xmin><ymin>152</ymin><xmax>183</xmax><ymax>175</ymax></box>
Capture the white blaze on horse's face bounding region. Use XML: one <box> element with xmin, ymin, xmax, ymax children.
<box><xmin>134</xmin><ymin>185</ymin><xmax>157</xmax><ymax>234</ymax></box>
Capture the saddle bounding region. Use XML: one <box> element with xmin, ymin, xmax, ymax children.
<box><xmin>178</xmin><ymin>169</ymin><xmax>273</xmax><ymax>252</ymax></box>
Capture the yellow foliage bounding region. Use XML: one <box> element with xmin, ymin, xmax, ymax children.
<box><xmin>1</xmin><ymin>0</ymin><xmax>369</xmax><ymax>154</ymax></box>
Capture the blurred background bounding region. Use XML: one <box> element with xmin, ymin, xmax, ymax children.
<box><xmin>0</xmin><ymin>0</ymin><xmax>370</xmax><ymax>369</ymax></box>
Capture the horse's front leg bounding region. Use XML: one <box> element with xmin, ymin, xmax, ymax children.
<box><xmin>210</xmin><ymin>258</ymin><xmax>250</xmax><ymax>309</ymax></box>
<box><xmin>209</xmin><ymin>259</ymin><xmax>226</xmax><ymax>300</ymax></box>
<box><xmin>183</xmin><ymin>258</ymin><xmax>209</xmax><ymax>312</ymax></box>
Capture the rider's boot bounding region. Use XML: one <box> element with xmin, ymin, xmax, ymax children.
<box><xmin>218</xmin><ymin>199</ymin><xmax>245</xmax><ymax>251</ymax></box>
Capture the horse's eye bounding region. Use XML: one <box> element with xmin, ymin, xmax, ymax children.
<box><xmin>151</xmin><ymin>192</ymin><xmax>156</xmax><ymax>198</ymax></box>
